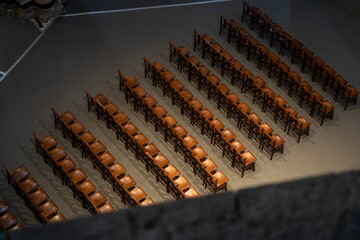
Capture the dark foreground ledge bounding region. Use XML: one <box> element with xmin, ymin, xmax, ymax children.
<box><xmin>4</xmin><ymin>171</ymin><xmax>360</xmax><ymax>240</ymax></box>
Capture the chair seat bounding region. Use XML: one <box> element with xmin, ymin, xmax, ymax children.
<box><xmin>123</xmin><ymin>123</ymin><xmax>139</xmax><ymax>136</ymax></box>
<box><xmin>80</xmin><ymin>131</ymin><xmax>96</xmax><ymax>145</ymax></box>
<box><xmin>89</xmin><ymin>140</ymin><xmax>106</xmax><ymax>156</ymax></box>
<box><xmin>226</xmin><ymin>93</ymin><xmax>241</xmax><ymax>105</ymax></box>
<box><xmin>143</xmin><ymin>143</ymin><xmax>160</xmax><ymax>157</ymax></box>
<box><xmin>153</xmin><ymin>105</ymin><xmax>168</xmax><ymax>118</ymax></box>
<box><xmin>179</xmin><ymin>89</ymin><xmax>194</xmax><ymax>101</ymax></box>
<box><xmin>212</xmin><ymin>42</ymin><xmax>224</xmax><ymax>53</ymax></box>
<box><xmin>140</xmin><ymin>198</ymin><xmax>154</xmax><ymax>207</ymax></box>
<box><xmin>202</xmin><ymin>34</ymin><xmax>213</xmax><ymax>43</ymax></box>
<box><xmin>261</xmin><ymin>87</ymin><xmax>275</xmax><ymax>98</ymax></box>
<box><xmin>174</xmin><ymin>176</ymin><xmax>191</xmax><ymax>192</ymax></box>
<box><xmin>211</xmin><ymin>170</ymin><xmax>229</xmax><ymax>187</ymax></box>
<box><xmin>124</xmin><ymin>75</ymin><xmax>139</xmax><ymax>89</ymax></box>
<box><xmin>188</xmin><ymin>56</ymin><xmax>200</xmax><ymax>66</ymax></box>
<box><xmin>107</xmin><ymin>162</ymin><xmax>126</xmax><ymax>179</ymax></box>
<box><xmin>198</xmin><ymin>108</ymin><xmax>214</xmax><ymax>121</ymax></box>
<box><xmin>57</xmin><ymin>158</ymin><xmax>76</xmax><ymax>173</ymax></box>
<box><xmin>284</xmin><ymin>106</ymin><xmax>298</xmax><ymax>117</ymax></box>
<box><xmin>105</xmin><ymin>102</ymin><xmax>119</xmax><ymax>116</ymax></box>
<box><xmin>19</xmin><ymin>176</ymin><xmax>39</xmax><ymax>194</ymax></box>
<box><xmin>221</xmin><ymin>128</ymin><xmax>236</xmax><ymax>143</ymax></box>
<box><xmin>247</xmin><ymin>112</ymin><xmax>262</xmax><ymax>124</ymax></box>
<box><xmin>210</xmin><ymin>118</ymin><xmax>225</xmax><ymax>132</ymax></box>
<box><xmin>47</xmin><ymin>212</ymin><xmax>66</xmax><ymax>224</ymax></box>
<box><xmin>50</xmin><ymin>147</ymin><xmax>67</xmax><ymax>162</ymax></box>
<box><xmin>77</xmin><ymin>179</ymin><xmax>96</xmax><ymax>196</ymax></box>
<box><xmin>87</xmin><ymin>191</ymin><xmax>107</xmax><ymax>209</ymax></box>
<box><xmin>11</xmin><ymin>165</ymin><xmax>30</xmax><ymax>183</ymax></box>
<box><xmin>98</xmin><ymin>151</ymin><xmax>116</xmax><ymax>167</ymax></box>
<box><xmin>184</xmin><ymin>188</ymin><xmax>200</xmax><ymax>199</ymax></box>
<box><xmin>143</xmin><ymin>95</ymin><xmax>158</xmax><ymax>108</ymax></box>
<box><xmin>60</xmin><ymin>111</ymin><xmax>76</xmax><ymax>125</ymax></box>
<box><xmin>170</xmin><ymin>79</ymin><xmax>185</xmax><ymax>92</ymax></box>
<box><xmin>70</xmin><ymin>121</ymin><xmax>85</xmax><ymax>136</ymax></box>
<box><xmin>152</xmin><ymin>61</ymin><xmax>165</xmax><ymax>72</ymax></box>
<box><xmin>41</xmin><ymin>136</ymin><xmax>57</xmax><ymax>150</ymax></box>
<box><xmin>69</xmin><ymin>168</ymin><xmax>87</xmax><ymax>185</ymax></box>
<box><xmin>172</xmin><ymin>125</ymin><xmax>188</xmax><ymax>139</ymax></box>
<box><xmin>189</xmin><ymin>99</ymin><xmax>204</xmax><ymax>112</ymax></box>
<box><xmin>117</xmin><ymin>175</ymin><xmax>136</xmax><ymax>190</ymax></box>
<box><xmin>259</xmin><ymin>122</ymin><xmax>274</xmax><ymax>136</ymax></box>
<box><xmin>269</xmin><ymin>134</ymin><xmax>285</xmax><ymax>148</ymax></box>
<box><xmin>229</xmin><ymin>140</ymin><xmax>245</xmax><ymax>154</ymax></box>
<box><xmin>182</xmin><ymin>135</ymin><xmax>198</xmax><ymax>150</ymax></box>
<box><xmin>0</xmin><ymin>200</ymin><xmax>9</xmax><ymax>216</ymax></box>
<box><xmin>216</xmin><ymin>83</ymin><xmax>230</xmax><ymax>95</ymax></box>
<box><xmin>230</xmin><ymin>59</ymin><xmax>244</xmax><ymax>71</ymax></box>
<box><xmin>253</xmin><ymin>77</ymin><xmax>266</xmax><ymax>88</ymax></box>
<box><xmin>273</xmin><ymin>95</ymin><xmax>287</xmax><ymax>107</ymax></box>
<box><xmin>162</xmin><ymin>115</ymin><xmax>178</xmax><ymax>128</ymax></box>
<box><xmin>237</xmin><ymin>102</ymin><xmax>251</xmax><ymax>114</ymax></box>
<box><xmin>153</xmin><ymin>153</ymin><xmax>170</xmax><ymax>169</ymax></box>
<box><xmin>161</xmin><ymin>70</ymin><xmax>175</xmax><ymax>82</ymax></box>
<box><xmin>198</xmin><ymin>65</ymin><xmax>210</xmax><ymax>76</ymax></box>
<box><xmin>96</xmin><ymin>203</ymin><xmax>115</xmax><ymax>214</ymax></box>
<box><xmin>114</xmin><ymin>112</ymin><xmax>129</xmax><ymax>126</ymax></box>
<box><xmin>178</xmin><ymin>46</ymin><xmax>190</xmax><ymax>56</ymax></box>
<box><xmin>191</xmin><ymin>146</ymin><xmax>208</xmax><ymax>161</ymax></box>
<box><xmin>222</xmin><ymin>51</ymin><xmax>233</xmax><ymax>61</ymax></box>
<box><xmin>267</xmin><ymin>52</ymin><xmax>280</xmax><ymax>63</ymax></box>
<box><xmin>29</xmin><ymin>189</ymin><xmax>49</xmax><ymax>206</ymax></box>
<box><xmin>201</xmin><ymin>158</ymin><xmax>218</xmax><ymax>173</ymax></box>
<box><xmin>0</xmin><ymin>212</ymin><xmax>17</xmax><ymax>231</ymax></box>
<box><xmin>39</xmin><ymin>200</ymin><xmax>58</xmax><ymax>220</ymax></box>
<box><xmin>94</xmin><ymin>93</ymin><xmax>109</xmax><ymax>105</ymax></box>
<box><xmin>297</xmin><ymin>117</ymin><xmax>311</xmax><ymax>130</ymax></box>
<box><xmin>241</xmin><ymin>151</ymin><xmax>257</xmax><ymax>166</ymax></box>
<box><xmin>133</xmin><ymin>86</ymin><xmax>147</xmax><ymax>99</ymax></box>
<box><xmin>132</xmin><ymin>133</ymin><xmax>149</xmax><ymax>147</ymax></box>
<box><xmin>129</xmin><ymin>187</ymin><xmax>147</xmax><ymax>203</ymax></box>
<box><xmin>163</xmin><ymin>164</ymin><xmax>180</xmax><ymax>180</ymax></box>
<box><xmin>207</xmin><ymin>74</ymin><xmax>221</xmax><ymax>86</ymax></box>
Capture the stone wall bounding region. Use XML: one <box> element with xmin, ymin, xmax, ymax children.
<box><xmin>3</xmin><ymin>171</ymin><xmax>360</xmax><ymax>240</ymax></box>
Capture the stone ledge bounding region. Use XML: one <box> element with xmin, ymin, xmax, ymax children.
<box><xmin>8</xmin><ymin>171</ymin><xmax>360</xmax><ymax>240</ymax></box>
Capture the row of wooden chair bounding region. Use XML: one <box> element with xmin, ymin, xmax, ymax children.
<box><xmin>175</xmin><ymin>39</ymin><xmax>311</xmax><ymax>143</ymax></box>
<box><xmin>51</xmin><ymin>108</ymin><xmax>154</xmax><ymax>207</ymax></box>
<box><xmin>3</xmin><ymin>164</ymin><xmax>66</xmax><ymax>224</ymax></box>
<box><xmin>32</xmin><ymin>132</ymin><xmax>115</xmax><ymax>214</ymax></box>
<box><xmin>116</xmin><ymin>72</ymin><xmax>234</xmax><ymax>186</ymax></box>
<box><xmin>0</xmin><ymin>199</ymin><xmax>23</xmax><ymax>232</ymax></box>
<box><xmin>200</xmin><ymin>27</ymin><xmax>334</xmax><ymax>127</ymax></box>
<box><xmin>240</xmin><ymin>4</ymin><xmax>358</xmax><ymax>110</ymax></box>
<box><xmin>85</xmin><ymin>91</ymin><xmax>202</xmax><ymax>197</ymax></box>
<box><xmin>167</xmin><ymin>45</ymin><xmax>289</xmax><ymax>158</ymax></box>
<box><xmin>140</xmin><ymin>61</ymin><xmax>259</xmax><ymax>178</ymax></box>
<box><xmin>139</xmin><ymin>62</ymin><xmax>257</xmax><ymax>177</ymax></box>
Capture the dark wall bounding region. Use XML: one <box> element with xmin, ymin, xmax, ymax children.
<box><xmin>4</xmin><ymin>171</ymin><xmax>360</xmax><ymax>240</ymax></box>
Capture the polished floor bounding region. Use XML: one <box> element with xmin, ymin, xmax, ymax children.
<box><xmin>0</xmin><ymin>0</ymin><xmax>359</xmax><ymax>227</ymax></box>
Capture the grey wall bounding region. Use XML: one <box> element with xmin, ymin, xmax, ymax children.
<box><xmin>4</xmin><ymin>170</ymin><xmax>360</xmax><ymax>240</ymax></box>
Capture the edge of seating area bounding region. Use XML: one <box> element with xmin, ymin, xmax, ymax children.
<box><xmin>32</xmin><ymin>132</ymin><xmax>116</xmax><ymax>214</ymax></box>
<box><xmin>2</xmin><ymin>164</ymin><xmax>66</xmax><ymax>225</ymax></box>
<box><xmin>85</xmin><ymin>91</ymin><xmax>202</xmax><ymax>198</ymax></box>
<box><xmin>117</xmin><ymin>70</ymin><xmax>232</xmax><ymax>191</ymax></box>
<box><xmin>51</xmin><ymin>108</ymin><xmax>154</xmax><ymax>207</ymax></box>
<box><xmin>240</xmin><ymin>1</ymin><xmax>358</xmax><ymax>111</ymax></box>
<box><xmin>0</xmin><ymin>199</ymin><xmax>24</xmax><ymax>233</ymax></box>
<box><xmin>203</xmin><ymin>24</ymin><xmax>332</xmax><ymax>127</ymax></box>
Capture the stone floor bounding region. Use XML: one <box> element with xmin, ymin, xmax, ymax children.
<box><xmin>0</xmin><ymin>0</ymin><xmax>359</xmax><ymax>228</ymax></box>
